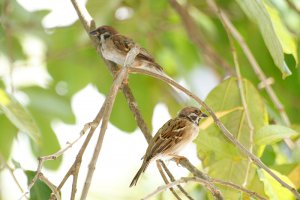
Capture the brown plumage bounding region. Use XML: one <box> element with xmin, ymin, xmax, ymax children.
<box><xmin>89</xmin><ymin>25</ymin><xmax>163</xmax><ymax>71</ymax></box>
<box><xmin>129</xmin><ymin>106</ymin><xmax>207</xmax><ymax>187</ymax></box>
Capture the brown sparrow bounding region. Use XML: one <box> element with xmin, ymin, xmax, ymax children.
<box><xmin>89</xmin><ymin>25</ymin><xmax>163</xmax><ymax>71</ymax></box>
<box><xmin>129</xmin><ymin>106</ymin><xmax>207</xmax><ymax>187</ymax></box>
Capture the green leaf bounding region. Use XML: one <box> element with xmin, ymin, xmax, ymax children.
<box><xmin>236</xmin><ymin>0</ymin><xmax>297</xmax><ymax>78</ymax></box>
<box><xmin>255</xmin><ymin>125</ymin><xmax>298</xmax><ymax>146</ymax></box>
<box><xmin>263</xmin><ymin>2</ymin><xmax>298</xmax><ymax>65</ymax></box>
<box><xmin>257</xmin><ymin>168</ymin><xmax>294</xmax><ymax>200</ymax></box>
<box><xmin>25</xmin><ymin>170</ymin><xmax>53</xmax><ymax>200</ymax></box>
<box><xmin>196</xmin><ymin>77</ymin><xmax>267</xmax><ymax>199</ymax></box>
<box><xmin>0</xmin><ymin>89</ymin><xmax>40</xmax><ymax>143</ymax></box>
<box><xmin>0</xmin><ymin>114</ymin><xmax>18</xmax><ymax>160</ymax></box>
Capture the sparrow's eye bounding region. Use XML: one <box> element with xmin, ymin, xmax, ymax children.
<box><xmin>188</xmin><ymin>113</ymin><xmax>199</xmax><ymax>121</ymax></box>
<box><xmin>103</xmin><ymin>32</ymin><xmax>111</xmax><ymax>39</ymax></box>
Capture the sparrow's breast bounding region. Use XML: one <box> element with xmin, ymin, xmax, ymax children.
<box><xmin>168</xmin><ymin>121</ymin><xmax>200</xmax><ymax>156</ymax></box>
<box><xmin>101</xmin><ymin>39</ymin><xmax>126</xmax><ymax>66</ymax></box>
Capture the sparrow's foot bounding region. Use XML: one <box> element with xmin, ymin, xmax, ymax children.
<box><xmin>171</xmin><ymin>155</ymin><xmax>187</xmax><ymax>166</ymax></box>
<box><xmin>123</xmin><ymin>46</ymin><xmax>140</xmax><ymax>68</ymax></box>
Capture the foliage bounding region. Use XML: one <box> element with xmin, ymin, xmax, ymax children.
<box><xmin>1</xmin><ymin>0</ymin><xmax>300</xmax><ymax>199</ymax></box>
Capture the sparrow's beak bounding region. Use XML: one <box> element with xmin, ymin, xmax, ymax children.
<box><xmin>200</xmin><ymin>113</ymin><xmax>208</xmax><ymax>118</ymax></box>
<box><xmin>89</xmin><ymin>30</ymin><xmax>99</xmax><ymax>36</ymax></box>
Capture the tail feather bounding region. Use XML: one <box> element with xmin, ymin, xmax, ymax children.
<box><xmin>129</xmin><ymin>161</ymin><xmax>149</xmax><ymax>187</ymax></box>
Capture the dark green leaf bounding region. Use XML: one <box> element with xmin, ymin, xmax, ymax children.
<box><xmin>0</xmin><ymin>114</ymin><xmax>18</xmax><ymax>160</ymax></box>
<box><xmin>25</xmin><ymin>170</ymin><xmax>52</xmax><ymax>200</ymax></box>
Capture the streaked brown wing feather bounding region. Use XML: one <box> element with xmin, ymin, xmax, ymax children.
<box><xmin>111</xmin><ymin>34</ymin><xmax>163</xmax><ymax>71</ymax></box>
<box><xmin>111</xmin><ymin>34</ymin><xmax>134</xmax><ymax>53</ymax></box>
<box><xmin>144</xmin><ymin>118</ymin><xmax>188</xmax><ymax>161</ymax></box>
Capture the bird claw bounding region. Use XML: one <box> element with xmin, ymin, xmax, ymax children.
<box><xmin>171</xmin><ymin>155</ymin><xmax>186</xmax><ymax>166</ymax></box>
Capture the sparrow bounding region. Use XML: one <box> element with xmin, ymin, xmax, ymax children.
<box><xmin>129</xmin><ymin>106</ymin><xmax>208</xmax><ymax>187</ymax></box>
<box><xmin>89</xmin><ymin>25</ymin><xmax>163</xmax><ymax>71</ymax></box>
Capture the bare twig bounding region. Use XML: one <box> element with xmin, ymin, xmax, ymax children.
<box><xmin>143</xmin><ymin>175</ymin><xmax>266</xmax><ymax>200</ymax></box>
<box><xmin>57</xmin><ymin>101</ymin><xmax>106</xmax><ymax>199</ymax></box>
<box><xmin>178</xmin><ymin>158</ymin><xmax>266</xmax><ymax>200</ymax></box>
<box><xmin>142</xmin><ymin>177</ymin><xmax>222</xmax><ymax>200</ymax></box>
<box><xmin>0</xmin><ymin>155</ymin><xmax>27</xmax><ymax>199</ymax></box>
<box><xmin>159</xmin><ymin>160</ymin><xmax>194</xmax><ymax>200</ymax></box>
<box><xmin>219</xmin><ymin>12</ymin><xmax>255</xmax><ymax>187</ymax></box>
<box><xmin>156</xmin><ymin>160</ymin><xmax>182</xmax><ymax>200</ymax></box>
<box><xmin>122</xmin><ymin>85</ymin><xmax>152</xmax><ymax>143</ymax></box>
<box><xmin>21</xmin><ymin>127</ymin><xmax>88</xmax><ymax>199</ymax></box>
<box><xmin>286</xmin><ymin>0</ymin><xmax>300</xmax><ymax>15</ymax></box>
<box><xmin>169</xmin><ymin>0</ymin><xmax>235</xmax><ymax>76</ymax></box>
<box><xmin>177</xmin><ymin>157</ymin><xmax>208</xmax><ymax>180</ymax></box>
<box><xmin>128</xmin><ymin>66</ymin><xmax>300</xmax><ymax>199</ymax></box>
<box><xmin>37</xmin><ymin>173</ymin><xmax>60</xmax><ymax>200</ymax></box>
<box><xmin>80</xmin><ymin>67</ymin><xmax>128</xmax><ymax>200</ymax></box>
<box><xmin>210</xmin><ymin>178</ymin><xmax>267</xmax><ymax>200</ymax></box>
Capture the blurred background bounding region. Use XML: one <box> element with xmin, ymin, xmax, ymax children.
<box><xmin>1</xmin><ymin>0</ymin><xmax>300</xmax><ymax>199</ymax></box>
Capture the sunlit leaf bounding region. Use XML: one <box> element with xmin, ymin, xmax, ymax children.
<box><xmin>288</xmin><ymin>164</ymin><xmax>300</xmax><ymax>189</ymax></box>
<box><xmin>236</xmin><ymin>0</ymin><xmax>297</xmax><ymax>78</ymax></box>
<box><xmin>257</xmin><ymin>168</ymin><xmax>294</xmax><ymax>200</ymax></box>
<box><xmin>196</xmin><ymin>77</ymin><xmax>267</xmax><ymax>198</ymax></box>
<box><xmin>0</xmin><ymin>89</ymin><xmax>40</xmax><ymax>143</ymax></box>
<box><xmin>255</xmin><ymin>125</ymin><xmax>299</xmax><ymax>146</ymax></box>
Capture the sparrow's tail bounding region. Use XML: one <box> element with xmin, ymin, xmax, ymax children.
<box><xmin>129</xmin><ymin>161</ymin><xmax>149</xmax><ymax>187</ymax></box>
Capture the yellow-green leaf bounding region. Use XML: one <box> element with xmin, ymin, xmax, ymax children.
<box><xmin>196</xmin><ymin>77</ymin><xmax>267</xmax><ymax>199</ymax></box>
<box><xmin>236</xmin><ymin>0</ymin><xmax>297</xmax><ymax>78</ymax></box>
<box><xmin>0</xmin><ymin>89</ymin><xmax>40</xmax><ymax>143</ymax></box>
<box><xmin>255</xmin><ymin>125</ymin><xmax>298</xmax><ymax>146</ymax></box>
<box><xmin>257</xmin><ymin>168</ymin><xmax>294</xmax><ymax>200</ymax></box>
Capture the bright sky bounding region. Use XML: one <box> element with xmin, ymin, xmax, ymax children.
<box><xmin>1</xmin><ymin>0</ymin><xmax>219</xmax><ymax>199</ymax></box>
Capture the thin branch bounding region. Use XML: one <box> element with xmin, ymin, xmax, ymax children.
<box><xmin>219</xmin><ymin>10</ymin><xmax>255</xmax><ymax>187</ymax></box>
<box><xmin>142</xmin><ymin>177</ymin><xmax>222</xmax><ymax>200</ymax></box>
<box><xmin>0</xmin><ymin>155</ymin><xmax>27</xmax><ymax>199</ymax></box>
<box><xmin>128</xmin><ymin>66</ymin><xmax>300</xmax><ymax>199</ymax></box>
<box><xmin>122</xmin><ymin>85</ymin><xmax>152</xmax><ymax>143</ymax></box>
<box><xmin>21</xmin><ymin>127</ymin><xmax>88</xmax><ymax>199</ymax></box>
<box><xmin>159</xmin><ymin>160</ymin><xmax>194</xmax><ymax>200</ymax></box>
<box><xmin>156</xmin><ymin>160</ymin><xmax>182</xmax><ymax>200</ymax></box>
<box><xmin>37</xmin><ymin>173</ymin><xmax>61</xmax><ymax>200</ymax></box>
<box><xmin>177</xmin><ymin>157</ymin><xmax>209</xmax><ymax>180</ymax></box>
<box><xmin>143</xmin><ymin>176</ymin><xmax>266</xmax><ymax>200</ymax></box>
<box><xmin>169</xmin><ymin>0</ymin><xmax>235</xmax><ymax>76</ymax></box>
<box><xmin>177</xmin><ymin>158</ymin><xmax>266</xmax><ymax>200</ymax></box>
<box><xmin>80</xmin><ymin>67</ymin><xmax>128</xmax><ymax>200</ymax></box>
<box><xmin>210</xmin><ymin>178</ymin><xmax>267</xmax><ymax>200</ymax></box>
<box><xmin>286</xmin><ymin>0</ymin><xmax>300</xmax><ymax>15</ymax></box>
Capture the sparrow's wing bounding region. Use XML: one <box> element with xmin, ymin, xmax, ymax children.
<box><xmin>111</xmin><ymin>34</ymin><xmax>135</xmax><ymax>53</ymax></box>
<box><xmin>111</xmin><ymin>34</ymin><xmax>163</xmax><ymax>71</ymax></box>
<box><xmin>144</xmin><ymin>118</ymin><xmax>188</xmax><ymax>161</ymax></box>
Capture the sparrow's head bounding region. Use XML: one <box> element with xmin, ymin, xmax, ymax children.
<box><xmin>89</xmin><ymin>25</ymin><xmax>118</xmax><ymax>40</ymax></box>
<box><xmin>178</xmin><ymin>106</ymin><xmax>207</xmax><ymax>126</ymax></box>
